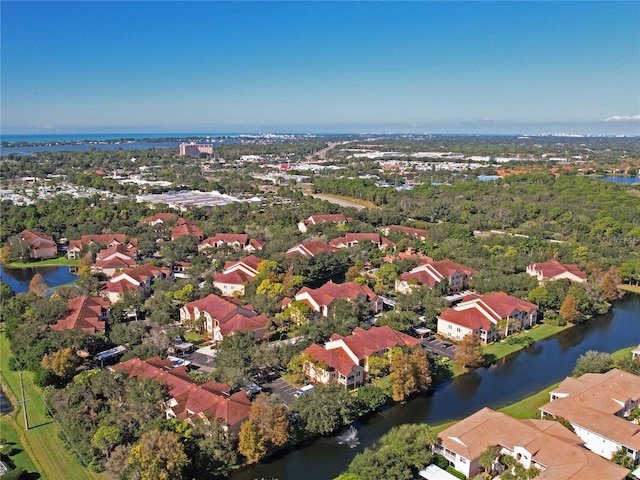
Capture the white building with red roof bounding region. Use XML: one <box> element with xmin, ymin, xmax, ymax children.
<box><xmin>290</xmin><ymin>280</ymin><xmax>383</xmax><ymax>317</ymax></box>
<box><xmin>302</xmin><ymin>326</ymin><xmax>421</xmax><ymax>388</ymax></box>
<box><xmin>381</xmin><ymin>225</ymin><xmax>429</xmax><ymax>240</ymax></box>
<box><xmin>437</xmin><ymin>292</ymin><xmax>538</xmax><ymax>343</ymax></box>
<box><xmin>198</xmin><ymin>234</ymin><xmax>265</xmax><ymax>253</ymax></box>
<box><xmin>329</xmin><ymin>233</ymin><xmax>395</xmax><ymax>250</ymax></box>
<box><xmin>102</xmin><ymin>263</ymin><xmax>171</xmax><ymax>301</ymax></box>
<box><xmin>434</xmin><ymin>407</ymin><xmax>630</xmax><ymax>480</ymax></box>
<box><xmin>526</xmin><ymin>259</ymin><xmax>588</xmax><ymax>284</ymax></box>
<box><xmin>539</xmin><ymin>368</ymin><xmax>640</xmax><ymax>465</ymax></box>
<box><xmin>396</xmin><ymin>259</ymin><xmax>477</xmax><ymax>294</ymax></box>
<box><xmin>285</xmin><ymin>241</ymin><xmax>339</xmax><ymax>257</ymax></box>
<box><xmin>140</xmin><ymin>212</ymin><xmax>178</xmax><ymax>226</ymax></box>
<box><xmin>50</xmin><ymin>295</ymin><xmax>110</xmax><ymax>334</ymax></box>
<box><xmin>17</xmin><ymin>229</ymin><xmax>57</xmax><ymax>259</ymax></box>
<box><xmin>213</xmin><ymin>255</ymin><xmax>263</xmax><ymax>296</ymax></box>
<box><xmin>111</xmin><ymin>356</ymin><xmax>251</xmax><ymax>432</ymax></box>
<box><xmin>92</xmin><ymin>244</ymin><xmax>138</xmax><ymax>277</ymax></box>
<box><xmin>297</xmin><ymin>214</ymin><xmax>351</xmax><ymax>233</ymax></box>
<box><xmin>180</xmin><ymin>294</ymin><xmax>269</xmax><ymax>342</ymax></box>
<box><xmin>67</xmin><ymin>234</ymin><xmax>137</xmax><ymax>260</ymax></box>
<box><xmin>171</xmin><ymin>222</ymin><xmax>204</xmax><ymax>241</ymax></box>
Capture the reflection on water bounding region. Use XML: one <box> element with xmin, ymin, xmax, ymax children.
<box><xmin>0</xmin><ymin>264</ymin><xmax>78</xmax><ymax>294</ymax></box>
<box><xmin>231</xmin><ymin>295</ymin><xmax>640</xmax><ymax>480</ymax></box>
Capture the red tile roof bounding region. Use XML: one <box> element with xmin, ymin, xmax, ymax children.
<box><xmin>528</xmin><ymin>259</ymin><xmax>587</xmax><ymax>281</ymax></box>
<box><xmin>50</xmin><ymin>295</ymin><xmax>110</xmax><ymax>334</ymax></box>
<box><xmin>19</xmin><ymin>229</ymin><xmax>56</xmax><ymax>250</ymax></box>
<box><xmin>286</xmin><ymin>241</ymin><xmax>339</xmax><ymax>257</ymax></box>
<box><xmin>140</xmin><ymin>213</ymin><xmax>178</xmax><ymax>224</ymax></box>
<box><xmin>111</xmin><ymin>357</ymin><xmax>251</xmax><ymax>429</ymax></box>
<box><xmin>183</xmin><ymin>294</ymin><xmax>269</xmax><ymax>335</ymax></box>
<box><xmin>171</xmin><ymin>223</ymin><xmax>203</xmax><ymax>240</ymax></box>
<box><xmin>304</xmin><ymin>214</ymin><xmax>350</xmax><ymax>226</ymax></box>
<box><xmin>295</xmin><ymin>281</ymin><xmax>378</xmax><ymax>312</ymax></box>
<box><xmin>384</xmin><ymin>225</ymin><xmax>429</xmax><ymax>239</ymax></box>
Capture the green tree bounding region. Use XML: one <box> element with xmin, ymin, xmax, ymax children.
<box><xmin>238</xmin><ymin>420</ymin><xmax>266</xmax><ymax>463</ymax></box>
<box><xmin>40</xmin><ymin>347</ymin><xmax>80</xmax><ymax>379</ymax></box>
<box><xmin>479</xmin><ymin>444</ymin><xmax>502</xmax><ymax>475</ymax></box>
<box><xmin>130</xmin><ymin>429</ymin><xmax>189</xmax><ymax>480</ymax></box>
<box><xmin>214</xmin><ymin>330</ymin><xmax>256</xmax><ymax>388</ymax></box>
<box><xmin>610</xmin><ymin>447</ymin><xmax>634</xmax><ymax>469</ymax></box>
<box><xmin>91</xmin><ymin>425</ymin><xmax>122</xmax><ymax>459</ymax></box>
<box><xmin>294</xmin><ymin>383</ymin><xmax>358</xmax><ymax>436</ymax></box>
<box><xmin>367</xmin><ymin>355</ymin><xmax>390</xmax><ymax>379</ymax></box>
<box><xmin>572</xmin><ymin>350</ymin><xmax>614</xmax><ymax>377</ymax></box>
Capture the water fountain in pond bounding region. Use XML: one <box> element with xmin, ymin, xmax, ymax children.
<box><xmin>336</xmin><ymin>425</ymin><xmax>359</xmax><ymax>448</ymax></box>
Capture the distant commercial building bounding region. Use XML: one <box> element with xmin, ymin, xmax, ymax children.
<box><xmin>179</xmin><ymin>142</ymin><xmax>215</xmax><ymax>156</ymax></box>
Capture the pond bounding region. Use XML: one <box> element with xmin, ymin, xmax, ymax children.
<box><xmin>231</xmin><ymin>294</ymin><xmax>640</xmax><ymax>480</ymax></box>
<box><xmin>0</xmin><ymin>263</ymin><xmax>78</xmax><ymax>294</ymax></box>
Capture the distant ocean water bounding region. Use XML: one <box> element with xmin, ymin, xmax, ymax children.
<box><xmin>1</xmin><ymin>132</ymin><xmax>248</xmax><ymax>143</ymax></box>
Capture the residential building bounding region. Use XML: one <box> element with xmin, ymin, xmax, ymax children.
<box><xmin>381</xmin><ymin>225</ymin><xmax>428</xmax><ymax>240</ymax></box>
<box><xmin>302</xmin><ymin>326</ymin><xmax>421</xmax><ymax>389</ymax></box>
<box><xmin>395</xmin><ymin>259</ymin><xmax>476</xmax><ymax>294</ymax></box>
<box><xmin>437</xmin><ymin>292</ymin><xmax>538</xmax><ymax>343</ymax></box>
<box><xmin>140</xmin><ymin>212</ymin><xmax>178</xmax><ymax>226</ymax></box>
<box><xmin>171</xmin><ymin>222</ymin><xmax>204</xmax><ymax>241</ymax></box>
<box><xmin>285</xmin><ymin>241</ymin><xmax>339</xmax><ymax>257</ymax></box>
<box><xmin>92</xmin><ymin>244</ymin><xmax>137</xmax><ymax>277</ymax></box>
<box><xmin>50</xmin><ymin>295</ymin><xmax>110</xmax><ymax>334</ymax></box>
<box><xmin>111</xmin><ymin>356</ymin><xmax>251</xmax><ymax>432</ymax></box>
<box><xmin>633</xmin><ymin>344</ymin><xmax>640</xmax><ymax>361</ymax></box>
<box><xmin>329</xmin><ymin>233</ymin><xmax>395</xmax><ymax>250</ymax></box>
<box><xmin>434</xmin><ymin>407</ymin><xmax>629</xmax><ymax>479</ymax></box>
<box><xmin>180</xmin><ymin>294</ymin><xmax>269</xmax><ymax>342</ymax></box>
<box><xmin>290</xmin><ymin>280</ymin><xmax>383</xmax><ymax>317</ymax></box>
<box><xmin>539</xmin><ymin>368</ymin><xmax>640</xmax><ymax>465</ymax></box>
<box><xmin>17</xmin><ymin>229</ymin><xmax>57</xmax><ymax>259</ymax></box>
<box><xmin>172</xmin><ymin>261</ymin><xmax>191</xmax><ymax>279</ymax></box>
<box><xmin>213</xmin><ymin>255</ymin><xmax>263</xmax><ymax>296</ymax></box>
<box><xmin>103</xmin><ymin>263</ymin><xmax>171</xmax><ymax>301</ymax></box>
<box><xmin>67</xmin><ymin>234</ymin><xmax>137</xmax><ymax>260</ymax></box>
<box><xmin>297</xmin><ymin>214</ymin><xmax>351</xmax><ymax>233</ymax></box>
<box><xmin>526</xmin><ymin>259</ymin><xmax>588</xmax><ymax>284</ymax></box>
<box><xmin>198</xmin><ymin>234</ymin><xmax>265</xmax><ymax>253</ymax></box>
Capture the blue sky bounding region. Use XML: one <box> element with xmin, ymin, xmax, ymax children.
<box><xmin>1</xmin><ymin>1</ymin><xmax>639</xmax><ymax>135</ymax></box>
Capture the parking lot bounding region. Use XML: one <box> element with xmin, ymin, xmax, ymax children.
<box><xmin>420</xmin><ymin>337</ymin><xmax>456</xmax><ymax>360</ymax></box>
<box><xmin>261</xmin><ymin>376</ymin><xmax>299</xmax><ymax>406</ymax></box>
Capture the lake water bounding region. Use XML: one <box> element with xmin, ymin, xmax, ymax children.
<box><xmin>0</xmin><ymin>264</ymin><xmax>78</xmax><ymax>294</ymax></box>
<box><xmin>595</xmin><ymin>176</ymin><xmax>640</xmax><ymax>185</ymax></box>
<box><xmin>231</xmin><ymin>294</ymin><xmax>640</xmax><ymax>480</ymax></box>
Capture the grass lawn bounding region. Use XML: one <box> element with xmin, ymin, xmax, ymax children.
<box><xmin>0</xmin><ymin>333</ymin><xmax>102</xmax><ymax>480</ymax></box>
<box><xmin>0</xmin><ymin>417</ymin><xmax>40</xmax><ymax>478</ymax></box>
<box><xmin>7</xmin><ymin>256</ymin><xmax>79</xmax><ymax>268</ymax></box>
<box><xmin>497</xmin><ymin>383</ymin><xmax>559</xmax><ymax>419</ymax></box>
<box><xmin>612</xmin><ymin>346</ymin><xmax>636</xmax><ymax>362</ymax></box>
<box><xmin>483</xmin><ymin>323</ymin><xmax>569</xmax><ymax>361</ymax></box>
<box><xmin>619</xmin><ymin>284</ymin><xmax>640</xmax><ymax>294</ymax></box>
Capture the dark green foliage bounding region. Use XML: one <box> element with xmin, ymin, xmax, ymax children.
<box><xmin>356</xmin><ymin>385</ymin><xmax>390</xmax><ymax>413</ymax></box>
<box><xmin>293</xmin><ymin>384</ymin><xmax>359</xmax><ymax>436</ymax></box>
<box><xmin>572</xmin><ymin>350</ymin><xmax>614</xmax><ymax>377</ymax></box>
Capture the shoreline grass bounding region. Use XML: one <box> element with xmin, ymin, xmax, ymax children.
<box><xmin>0</xmin><ymin>332</ymin><xmax>102</xmax><ymax>480</ymax></box>
<box><xmin>619</xmin><ymin>284</ymin><xmax>640</xmax><ymax>294</ymax></box>
<box><xmin>5</xmin><ymin>256</ymin><xmax>79</xmax><ymax>268</ymax></box>
<box><xmin>482</xmin><ymin>323</ymin><xmax>569</xmax><ymax>361</ymax></box>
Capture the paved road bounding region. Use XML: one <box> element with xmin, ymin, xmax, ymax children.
<box><xmin>308</xmin><ymin>193</ymin><xmax>367</xmax><ymax>210</ymax></box>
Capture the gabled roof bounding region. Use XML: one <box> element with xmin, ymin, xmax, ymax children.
<box><xmin>303</xmin><ymin>326</ymin><xmax>420</xmax><ymax>376</ymax></box>
<box><xmin>183</xmin><ymin>294</ymin><xmax>269</xmax><ymax>334</ymax></box>
<box><xmin>110</xmin><ymin>263</ymin><xmax>170</xmax><ymax>285</ymax></box>
<box><xmin>540</xmin><ymin>369</ymin><xmax>640</xmax><ymax>450</ymax></box>
<box><xmin>140</xmin><ymin>212</ymin><xmax>178</xmax><ymax>224</ymax></box>
<box><xmin>383</xmin><ymin>225</ymin><xmax>429</xmax><ymax>239</ymax></box>
<box><xmin>401</xmin><ymin>259</ymin><xmax>476</xmax><ymax>287</ymax></box>
<box><xmin>79</xmin><ymin>233</ymin><xmax>127</xmax><ymax>245</ymax></box>
<box><xmin>96</xmin><ymin>244</ymin><xmax>137</xmax><ymax>261</ymax></box>
<box><xmin>246</xmin><ymin>238</ymin><xmax>266</xmax><ymax>250</ymax></box>
<box><xmin>438</xmin><ymin>292</ymin><xmax>536</xmax><ymax>328</ymax></box>
<box><xmin>304</xmin><ymin>214</ymin><xmax>350</xmax><ymax>226</ymax></box>
<box><xmin>295</xmin><ymin>281</ymin><xmax>379</xmax><ymax>311</ymax></box>
<box><xmin>171</xmin><ymin>223</ymin><xmax>203</xmax><ymax>239</ymax></box>
<box><xmin>438</xmin><ymin>407</ymin><xmax>630</xmax><ymax>480</ymax></box>
<box><xmin>286</xmin><ymin>241</ymin><xmax>339</xmax><ymax>257</ymax></box>
<box><xmin>334</xmin><ymin>325</ymin><xmax>421</xmax><ymax>360</ymax></box>
<box><xmin>330</xmin><ymin>232</ymin><xmax>383</xmax><ymax>247</ymax></box>
<box><xmin>528</xmin><ymin>259</ymin><xmax>587</xmax><ymax>281</ymax></box>
<box><xmin>94</xmin><ymin>256</ymin><xmax>137</xmax><ymax>271</ymax></box>
<box><xmin>19</xmin><ymin>229</ymin><xmax>56</xmax><ymax>250</ymax></box>
<box><xmin>201</xmin><ymin>233</ymin><xmax>249</xmax><ymax>246</ymax></box>
<box><xmin>50</xmin><ymin>295</ymin><xmax>109</xmax><ymax>334</ymax></box>
<box><xmin>111</xmin><ymin>357</ymin><xmax>251</xmax><ymax>428</ymax></box>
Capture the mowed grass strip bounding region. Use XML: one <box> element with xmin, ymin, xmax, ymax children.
<box><xmin>7</xmin><ymin>256</ymin><xmax>79</xmax><ymax>268</ymax></box>
<box><xmin>0</xmin><ymin>417</ymin><xmax>40</xmax><ymax>477</ymax></box>
<box><xmin>483</xmin><ymin>323</ymin><xmax>568</xmax><ymax>361</ymax></box>
<box><xmin>0</xmin><ymin>333</ymin><xmax>101</xmax><ymax>480</ymax></box>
